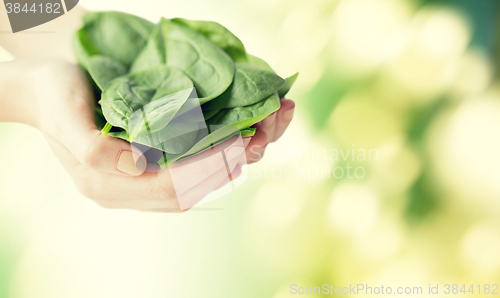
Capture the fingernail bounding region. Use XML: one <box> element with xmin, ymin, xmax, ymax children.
<box><xmin>226</xmin><ymin>146</ymin><xmax>245</xmax><ymax>160</ymax></box>
<box><xmin>283</xmin><ymin>108</ymin><xmax>295</xmax><ymax>121</ymax></box>
<box><xmin>117</xmin><ymin>151</ymin><xmax>146</xmax><ymax>176</ymax></box>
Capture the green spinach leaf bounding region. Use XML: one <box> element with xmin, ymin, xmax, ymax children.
<box><xmin>202</xmin><ymin>63</ymin><xmax>285</xmax><ymax>111</ymax></box>
<box><xmin>100</xmin><ymin>66</ymin><xmax>193</xmax><ymax>141</ymax></box>
<box><xmin>161</xmin><ymin>18</ymin><xmax>235</xmax><ymax>104</ymax></box>
<box><xmin>203</xmin><ymin>109</ymin><xmax>220</xmax><ymax>120</ymax></box>
<box><xmin>73</xmin><ymin>28</ymin><xmax>100</xmax><ymax>70</ymax></box>
<box><xmin>129</xmin><ymin>23</ymin><xmax>166</xmax><ymax>73</ymax></box>
<box><xmin>160</xmin><ymin>93</ymin><xmax>280</xmax><ymax>166</ymax></box>
<box><xmin>171</xmin><ymin>18</ymin><xmax>247</xmax><ymax>62</ymax></box>
<box><xmin>159</xmin><ymin>125</ymin><xmax>241</xmax><ymax>166</ymax></box>
<box><xmin>278</xmin><ymin>72</ymin><xmax>299</xmax><ymax>98</ymax></box>
<box><xmin>134</xmin><ymin>120</ymin><xmax>200</xmax><ymax>154</ymax></box>
<box><xmin>74</xmin><ymin>11</ymin><xmax>298</xmax><ymax>166</ymax></box>
<box><xmin>207</xmin><ymin>92</ymin><xmax>281</xmax><ymax>129</ymax></box>
<box><xmin>244</xmin><ymin>54</ymin><xmax>274</xmax><ymax>71</ymax></box>
<box><xmin>83</xmin><ymin>11</ymin><xmax>154</xmax><ymax>67</ymax></box>
<box><xmin>241</xmin><ymin>127</ymin><xmax>256</xmax><ymax>137</ymax></box>
<box><xmin>87</xmin><ymin>55</ymin><xmax>128</xmax><ymax>90</ymax></box>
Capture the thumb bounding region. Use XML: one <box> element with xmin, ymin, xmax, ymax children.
<box><xmin>46</xmin><ymin>75</ymin><xmax>147</xmax><ymax>176</ymax></box>
<box><xmin>68</xmin><ymin>129</ymin><xmax>147</xmax><ymax>176</ymax></box>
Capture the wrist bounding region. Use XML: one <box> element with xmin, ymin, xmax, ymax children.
<box><xmin>0</xmin><ymin>60</ymin><xmax>43</xmax><ymax>128</ymax></box>
<box><xmin>29</xmin><ymin>60</ymin><xmax>96</xmax><ymax>137</ymax></box>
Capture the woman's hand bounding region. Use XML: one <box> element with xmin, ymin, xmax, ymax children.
<box><xmin>0</xmin><ymin>59</ymin><xmax>294</xmax><ymax>212</ymax></box>
<box><xmin>245</xmin><ymin>99</ymin><xmax>295</xmax><ymax>164</ymax></box>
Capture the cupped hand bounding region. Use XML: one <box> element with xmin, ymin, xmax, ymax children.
<box><xmin>26</xmin><ymin>61</ymin><xmax>243</xmax><ymax>211</ymax></box>
<box><xmin>23</xmin><ymin>60</ymin><xmax>294</xmax><ymax>212</ymax></box>
<box><xmin>244</xmin><ymin>99</ymin><xmax>295</xmax><ymax>163</ymax></box>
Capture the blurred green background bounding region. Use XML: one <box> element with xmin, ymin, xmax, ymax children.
<box><xmin>1</xmin><ymin>0</ymin><xmax>500</xmax><ymax>297</ymax></box>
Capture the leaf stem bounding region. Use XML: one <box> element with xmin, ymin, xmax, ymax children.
<box><xmin>101</xmin><ymin>122</ymin><xmax>113</xmax><ymax>136</ymax></box>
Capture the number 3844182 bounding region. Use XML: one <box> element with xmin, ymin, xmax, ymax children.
<box><xmin>5</xmin><ymin>2</ymin><xmax>62</xmax><ymax>14</ymax></box>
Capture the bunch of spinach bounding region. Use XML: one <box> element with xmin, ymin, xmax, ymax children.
<box><xmin>73</xmin><ymin>11</ymin><xmax>298</xmax><ymax>167</ymax></box>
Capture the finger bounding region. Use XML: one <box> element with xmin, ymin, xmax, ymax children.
<box><xmin>67</xmin><ymin>137</ymin><xmax>244</xmax><ymax>212</ymax></box>
<box><xmin>74</xmin><ymin>130</ymin><xmax>147</xmax><ymax>176</ymax></box>
<box><xmin>75</xmin><ymin>169</ymin><xmax>181</xmax><ymax>211</ymax></box>
<box><xmin>143</xmin><ymin>164</ymin><xmax>242</xmax><ymax>213</ymax></box>
<box><xmin>174</xmin><ymin>149</ymin><xmax>244</xmax><ymax>210</ymax></box>
<box><xmin>271</xmin><ymin>99</ymin><xmax>295</xmax><ymax>142</ymax></box>
<box><xmin>45</xmin><ymin>135</ymin><xmax>156</xmax><ymax>207</ymax></box>
<box><xmin>245</xmin><ymin>129</ymin><xmax>268</xmax><ymax>164</ymax></box>
<box><xmin>52</xmin><ymin>95</ymin><xmax>147</xmax><ymax>176</ymax></box>
<box><xmin>169</xmin><ymin>135</ymin><xmax>240</xmax><ymax>169</ymax></box>
<box><xmin>84</xmin><ymin>137</ymin><xmax>246</xmax><ymax>211</ymax></box>
<box><xmin>167</xmin><ymin>137</ymin><xmax>246</xmax><ymax>195</ymax></box>
<box><xmin>256</xmin><ymin>112</ymin><xmax>277</xmax><ymax>143</ymax></box>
